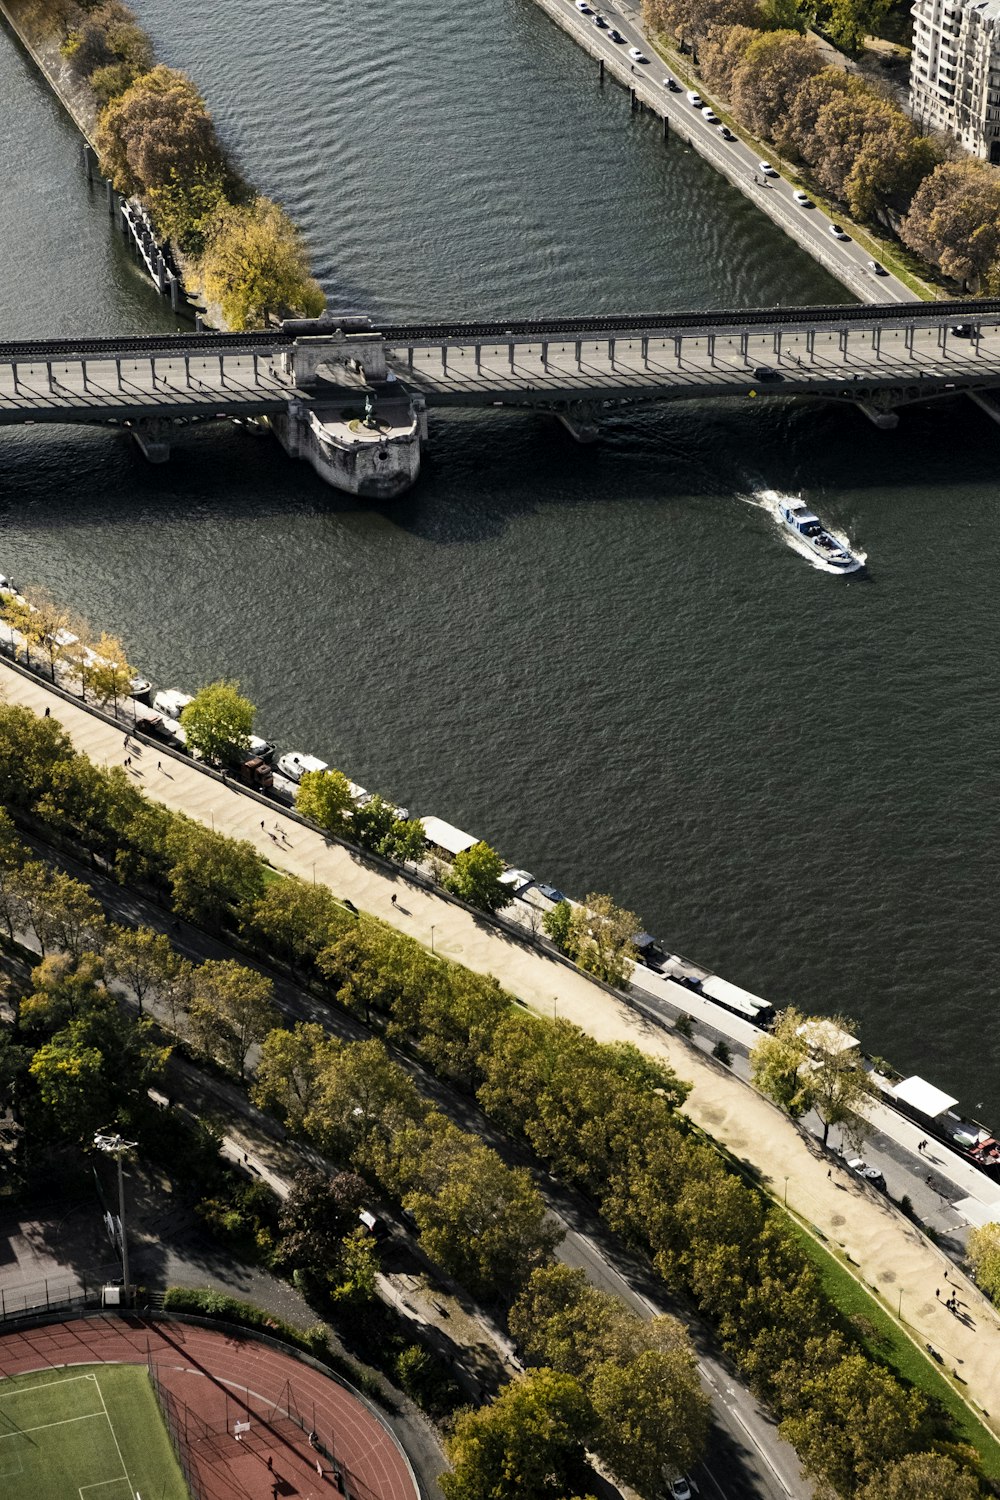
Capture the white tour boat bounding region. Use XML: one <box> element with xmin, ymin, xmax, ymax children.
<box><xmin>769</xmin><ymin>494</ymin><xmax>864</xmax><ymax>573</ymax></box>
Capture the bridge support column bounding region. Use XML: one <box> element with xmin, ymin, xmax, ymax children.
<box><xmin>168</xmin><ymin>273</ymin><xmax>180</xmax><ymax>312</ymax></box>
<box><xmin>508</xmin><ymin>343</ymin><xmax>515</xmax><ymax>371</ymax></box>
<box><xmin>183</xmin><ymin>356</ymin><xmax>191</xmax><ymax>389</ymax></box>
<box><xmin>131</xmin><ymin>419</ymin><xmax>171</xmax><ymax>465</ymax></box>
<box><xmin>674</xmin><ymin>336</ymin><xmax>682</xmax><ymax>365</ymax></box>
<box><xmin>475</xmin><ymin>345</ymin><xmax>481</xmax><ymax>371</ymax></box>
<box><xmin>575</xmin><ymin>341</ymin><xmax>582</xmax><ymax>369</ymax></box>
<box><xmin>407</xmin><ymin>347</ymin><xmax>414</xmax><ymax>372</ymax></box>
<box><xmin>45</xmin><ymin>362</ymin><xmax>54</xmax><ymax>394</ymax></box>
<box><xmin>541</xmin><ymin>341</ymin><xmax>549</xmax><ymax>370</ymax></box>
<box><xmin>608</xmin><ymin>338</ymin><xmax>615</xmax><ymax>370</ymax></box>
<box><xmin>441</xmin><ymin>346</ymin><xmax>448</xmax><ymax>375</ymax></box>
<box><xmin>773</xmin><ymin>331</ymin><xmax>782</xmax><ymax>357</ymax></box>
<box><xmin>839</xmin><ymin>329</ymin><xmax>848</xmax><ymax>355</ymax></box>
<box><xmin>905</xmin><ymin>325</ymin><xmax>914</xmax><ymax>355</ymax></box>
<box><xmin>218</xmin><ymin>355</ymin><xmax>226</xmax><ymax>388</ymax></box>
<box><xmin>806</xmin><ymin>330</ymin><xmax>815</xmax><ymax>359</ymax></box>
<box><xmin>740</xmin><ymin>331</ymin><xmax>748</xmax><ymax>361</ymax></box>
<box><xmin>854</xmin><ymin>400</ymin><xmax>899</xmax><ymax>430</ymax></box>
<box><xmin>708</xmin><ymin>334</ymin><xmax>716</xmax><ymax>365</ymax></box>
<box><xmin>80</xmin><ymin>360</ymin><xmax>89</xmax><ymax>394</ymax></box>
<box><xmin>641</xmin><ymin>335</ymin><xmax>649</xmax><ymax>368</ymax></box>
<box><xmin>872</xmin><ymin>328</ymin><xmax>880</xmax><ymax>356</ymax></box>
<box><xmin>937</xmin><ymin>325</ymin><xmax>945</xmax><ymax>350</ymax></box>
<box><xmin>105</xmin><ymin>177</ymin><xmax>115</xmax><ymax>215</ymax></box>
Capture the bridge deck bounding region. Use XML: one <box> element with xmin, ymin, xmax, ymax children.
<box><xmin>0</xmin><ymin>352</ymin><xmax>298</xmax><ymax>426</ymax></box>
<box><xmin>385</xmin><ymin>323</ymin><xmax>1000</xmax><ymax>407</ymax></box>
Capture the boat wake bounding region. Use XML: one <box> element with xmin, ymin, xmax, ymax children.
<box><xmin>748</xmin><ymin>489</ymin><xmax>866</xmax><ymax>574</ymax></box>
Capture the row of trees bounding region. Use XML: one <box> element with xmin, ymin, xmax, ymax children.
<box><xmin>0</xmin><ymin>705</ymin><xmax>988</xmax><ymax>1494</ymax></box>
<box><xmin>644</xmin><ymin>0</ymin><xmax>1000</xmax><ymax>290</ymax></box>
<box><xmin>23</xmin><ymin>0</ymin><xmax>324</xmax><ymax>325</ymax></box>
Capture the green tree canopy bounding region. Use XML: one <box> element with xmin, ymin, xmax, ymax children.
<box><xmin>179</xmin><ymin>679</ymin><xmax>255</xmax><ymax>765</ymax></box>
<box><xmin>96</xmin><ymin>64</ymin><xmax>223</xmax><ymax>195</ymax></box>
<box><xmin>164</xmin><ymin>818</ymin><xmax>264</xmax><ymax>926</ymax></box>
<box><xmin>590</xmin><ymin>1348</ymin><xmax>710</xmax><ymax>1493</ymax></box>
<box><xmin>189</xmin><ymin>959</ymin><xmax>278</xmax><ymax>1077</ymax></box>
<box><xmin>568</xmin><ymin>893</ymin><xmax>639</xmax><ymax>988</ymax></box>
<box><xmin>444</xmin><ymin>841</ymin><xmax>513</xmax><ymax>913</ymax></box>
<box><xmin>200</xmin><ymin>196</ymin><xmax>325</xmax><ymax>330</ymax></box>
<box><xmin>276</xmin><ymin>1166</ymin><xmax>368</xmax><ymax>1281</ymax></box>
<box><xmin>967</xmin><ymin>1221</ymin><xmax>1000</xmax><ymax>1303</ymax></box>
<box><xmin>440</xmin><ymin>1368</ymin><xmax>596</xmax><ymax>1500</ymax></box>
<box><xmin>103</xmin><ymin>924</ymin><xmax>180</xmax><ymax>1013</ymax></box>
<box><xmin>855</xmin><ymin>1452</ymin><xmax>983</xmax><ymax>1500</ymax></box>
<box><xmin>296</xmin><ymin>768</ymin><xmax>354</xmax><ymax>837</ymax></box>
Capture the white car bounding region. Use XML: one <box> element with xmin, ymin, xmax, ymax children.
<box><xmin>703</xmin><ymin>108</ymin><xmax>719</xmax><ymax>123</ymax></box>
<box><xmin>828</xmin><ymin>222</ymin><xmax>850</xmax><ymax>240</ymax></box>
<box><xmin>628</xmin><ymin>46</ymin><xmax>648</xmax><ymax>61</ymax></box>
<box><xmin>667</xmin><ymin>1478</ymin><xmax>699</xmax><ymax>1500</ymax></box>
<box><xmin>793</xmin><ymin>190</ymin><xmax>812</xmax><ymax>206</ymax></box>
<box><xmin>686</xmin><ymin>89</ymin><xmax>703</xmax><ymax>106</ymax></box>
<box><xmin>758</xmin><ymin>160</ymin><xmax>777</xmax><ymax>177</ymax></box>
<box><xmin>574</xmin><ymin>0</ymin><xmax>592</xmax><ymax>11</ymax></box>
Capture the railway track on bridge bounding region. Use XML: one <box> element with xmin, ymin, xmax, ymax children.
<box><xmin>3</xmin><ymin>298</ymin><xmax>1000</xmax><ymax>362</ymax></box>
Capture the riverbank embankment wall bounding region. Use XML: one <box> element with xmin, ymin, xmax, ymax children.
<box><xmin>0</xmin><ymin>0</ymin><xmax>97</xmax><ymax>142</ymax></box>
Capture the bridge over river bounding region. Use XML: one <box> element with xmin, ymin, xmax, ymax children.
<box><xmin>3</xmin><ymin>299</ymin><xmax>1000</xmax><ymax>494</ymax></box>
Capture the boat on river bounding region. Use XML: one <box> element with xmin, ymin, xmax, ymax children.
<box><xmin>766</xmin><ymin>492</ymin><xmax>864</xmax><ymax>573</ymax></box>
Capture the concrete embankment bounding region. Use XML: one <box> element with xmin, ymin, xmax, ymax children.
<box><xmin>0</xmin><ymin>0</ymin><xmax>97</xmax><ymax>142</ymax></box>
<box><xmin>529</xmin><ymin>0</ymin><xmax>901</xmax><ymax>304</ymax></box>
<box><xmin>2</xmin><ymin>652</ymin><xmax>1000</xmax><ymax>1440</ymax></box>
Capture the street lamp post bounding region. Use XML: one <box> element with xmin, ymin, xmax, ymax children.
<box><xmin>784</xmin><ymin>1175</ymin><xmax>790</xmax><ymax>1207</ymax></box>
<box><xmin>94</xmin><ymin>1133</ymin><xmax>137</xmax><ymax>1303</ymax></box>
<box><xmin>430</xmin><ymin>924</ymin><xmax>436</xmax><ymax>955</ymax></box>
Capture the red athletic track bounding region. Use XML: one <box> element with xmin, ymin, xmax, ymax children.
<box><xmin>0</xmin><ymin>1316</ymin><xmax>419</xmax><ymax>1500</ymax></box>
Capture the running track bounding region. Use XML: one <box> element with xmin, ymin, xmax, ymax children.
<box><xmin>0</xmin><ymin>1316</ymin><xmax>420</xmax><ymax>1500</ymax></box>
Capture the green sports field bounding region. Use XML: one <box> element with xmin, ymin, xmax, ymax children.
<box><xmin>0</xmin><ymin>1364</ymin><xmax>189</xmax><ymax>1500</ymax></box>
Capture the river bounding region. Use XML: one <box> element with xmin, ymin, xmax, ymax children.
<box><xmin>0</xmin><ymin>0</ymin><xmax>998</xmax><ymax>1120</ymax></box>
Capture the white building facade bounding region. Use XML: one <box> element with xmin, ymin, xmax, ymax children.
<box><xmin>910</xmin><ymin>0</ymin><xmax>1000</xmax><ymax>162</ymax></box>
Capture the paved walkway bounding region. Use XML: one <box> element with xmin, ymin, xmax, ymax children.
<box><xmin>4</xmin><ymin>659</ymin><xmax>1000</xmax><ymax>1437</ymax></box>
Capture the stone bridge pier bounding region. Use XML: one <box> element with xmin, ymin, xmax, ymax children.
<box><xmin>280</xmin><ymin>332</ymin><xmax>389</xmax><ymax>387</ymax></box>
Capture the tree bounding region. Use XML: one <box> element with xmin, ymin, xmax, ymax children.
<box><xmin>307</xmin><ymin>1038</ymin><xmax>425</xmax><ymax>1171</ymax></box>
<box><xmin>188</xmin><ymin>959</ymin><xmax>278</xmax><ymax>1077</ymax></box>
<box><xmin>351</xmin><ymin>793</ymin><xmax>396</xmax><ymax>853</ymax></box>
<box><xmin>729</xmin><ymin>31</ymin><xmax>825</xmax><ymax>143</ymax></box>
<box><xmin>14</xmin><ymin>864</ymin><xmax>105</xmax><ymax>961</ymax></box>
<box><xmin>0</xmin><ymin>704</ymin><xmax>73</xmax><ymax>809</ymax></box>
<box><xmin>296</xmin><ymin>769</ymin><xmax>354</xmax><ymax>837</ymax></box>
<box><xmin>543</xmin><ymin>899</ymin><xmax>575</xmax><ymax>955</ymax></box>
<box><xmin>643</xmin><ymin>0</ymin><xmax>759</xmax><ymax>43</ymax></box>
<box><xmin>568</xmin><ymin>894</ymin><xmax>639</xmax><ymax>988</ymax></box>
<box><xmin>798</xmin><ymin>1014</ymin><xmax>875</xmax><ymax>1148</ymax></box>
<box><xmin>401</xmin><ymin>1118</ymin><xmax>562</xmax><ymax>1300</ymax></box>
<box><xmin>777</xmin><ymin>1352</ymin><xmax>930</xmax><ymax>1495</ymax></box>
<box><xmin>243</xmin><ymin>877</ymin><xmax>351</xmax><ymax>973</ymax></box>
<box><xmin>440</xmin><ymin>1369</ymin><xmax>596</xmax><ymax>1500</ymax></box>
<box><xmin>750</xmin><ymin>1006</ymin><xmax>812</xmax><ymax>1116</ymax></box>
<box><xmin>96</xmin><ymin>65</ymin><xmax>224</xmax><ymax>195</ymax></box>
<box><xmin>444</xmin><ymin>842</ymin><xmax>513</xmax><ymax>913</ymax></box>
<box><xmin>72</xmin><ymin>632</ymin><xmax>135</xmax><ymax>708</ymax></box>
<box><xmin>590</xmin><ymin>1348</ymin><xmax>710</xmax><ymax>1493</ymax></box>
<box><xmin>200</xmin><ymin>195</ymin><xmax>325</xmax><ymax>330</ymax></box>
<box><xmin>822</xmin><ymin>0</ymin><xmax>893</xmax><ymax>52</ymax></box>
<box><xmin>276</xmin><ymin>1166</ymin><xmax>367</xmax><ymax>1281</ymax></box>
<box><xmin>164</xmin><ymin>818</ymin><xmax>264</xmax><ymax>926</ymax></box>
<box><xmin>179</xmin><ymin>679</ymin><xmax>255</xmax><ymax>765</ymax></box>
<box><xmin>252</xmin><ymin>1022</ymin><xmax>340</xmax><ymax>1132</ymax></box>
<box><xmin>103</xmin><ymin>925</ymin><xmax>179</xmax><ymax>1013</ymax></box>
<box><xmin>856</xmin><ymin>1452</ymin><xmax>983</xmax><ymax>1500</ymax></box>
<box><xmin>382</xmin><ymin>817</ymin><xmax>427</xmax><ymax>865</ymax></box>
<box><xmin>967</xmin><ymin>1221</ymin><xmax>1000</xmax><ymax>1302</ymax></box>
<box><xmin>902</xmin><ymin>160</ymin><xmax>1000</xmax><ymax>290</ymax></box>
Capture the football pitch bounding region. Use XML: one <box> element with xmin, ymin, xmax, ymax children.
<box><xmin>0</xmin><ymin>1364</ymin><xmax>189</xmax><ymax>1500</ymax></box>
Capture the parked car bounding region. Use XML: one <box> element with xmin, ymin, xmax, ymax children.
<box><xmin>828</xmin><ymin>223</ymin><xmax>850</xmax><ymax>240</ymax></box>
<box><xmin>703</xmin><ymin>108</ymin><xmax>719</xmax><ymax>123</ymax></box>
<box><xmin>847</xmin><ymin>1158</ymin><xmax>887</xmax><ymax>1191</ymax></box>
<box><xmin>535</xmin><ymin>882</ymin><xmax>568</xmax><ymax>904</ymax></box>
<box><xmin>609</xmin><ymin>27</ymin><xmax>626</xmax><ymax>41</ymax></box>
<box><xmin>758</xmin><ymin>160</ymin><xmax>777</xmax><ymax>176</ymax></box>
<box><xmin>718</xmin><ymin>124</ymin><xmax>736</xmax><ymax>141</ymax></box>
<box><xmin>667</xmin><ymin>1478</ymin><xmax>699</xmax><ymax>1500</ymax></box>
<box><xmin>686</xmin><ymin>89</ymin><xmax>703</xmax><ymax>106</ymax></box>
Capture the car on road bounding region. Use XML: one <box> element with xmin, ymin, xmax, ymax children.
<box><xmin>758</xmin><ymin>160</ymin><xmax>777</xmax><ymax>177</ymax></box>
<box><xmin>752</xmin><ymin>365</ymin><xmax>784</xmax><ymax>382</ymax></box>
<box><xmin>703</xmin><ymin>108</ymin><xmax>720</xmax><ymax>123</ymax></box>
<box><xmin>793</xmin><ymin>189</ymin><xmax>812</xmax><ymax>206</ymax></box>
<box><xmin>686</xmin><ymin>89</ymin><xmax>703</xmax><ymax>106</ymax></box>
<box><xmin>828</xmin><ymin>223</ymin><xmax>850</xmax><ymax>240</ymax></box>
<box><xmin>663</xmin><ymin>75</ymin><xmax>680</xmax><ymax>90</ymax></box>
<box><xmin>847</xmin><ymin>1158</ymin><xmax>886</xmax><ymax>1191</ymax></box>
<box><xmin>574</xmin><ymin>1</ymin><xmax>592</xmax><ymax>11</ymax></box>
<box><xmin>718</xmin><ymin>124</ymin><xmax>736</xmax><ymax>140</ymax></box>
<box><xmin>667</xmin><ymin>1478</ymin><xmax>699</xmax><ymax>1500</ymax></box>
<box><xmin>609</xmin><ymin>27</ymin><xmax>626</xmax><ymax>41</ymax></box>
<box><xmin>628</xmin><ymin>46</ymin><xmax>649</xmax><ymax>61</ymax></box>
<box><xmin>951</xmin><ymin>323</ymin><xmax>974</xmax><ymax>337</ymax></box>
<box><xmin>866</xmin><ymin>259</ymin><xmax>887</xmax><ymax>275</ymax></box>
<box><xmin>593</xmin><ymin>11</ymin><xmax>608</xmax><ymax>24</ymax></box>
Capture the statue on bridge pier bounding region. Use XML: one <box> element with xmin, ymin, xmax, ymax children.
<box><xmin>362</xmin><ymin>391</ymin><xmax>379</xmax><ymax>430</ymax></box>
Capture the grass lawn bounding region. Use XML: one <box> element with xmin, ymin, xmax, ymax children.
<box><xmin>0</xmin><ymin>1364</ymin><xmax>189</xmax><ymax>1500</ymax></box>
<box><xmin>788</xmin><ymin>1224</ymin><xmax>1000</xmax><ymax>1480</ymax></box>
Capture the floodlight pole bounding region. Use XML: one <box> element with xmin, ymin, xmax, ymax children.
<box><xmin>95</xmin><ymin>1132</ymin><xmax>137</xmax><ymax>1303</ymax></box>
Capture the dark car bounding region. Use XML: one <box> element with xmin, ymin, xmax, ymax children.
<box><xmin>752</xmin><ymin>365</ymin><xmax>784</xmax><ymax>382</ymax></box>
<box><xmin>718</xmin><ymin>125</ymin><xmax>736</xmax><ymax>141</ymax></box>
<box><xmin>951</xmin><ymin>324</ymin><xmax>974</xmax><ymax>338</ymax></box>
<box><xmin>609</xmin><ymin>28</ymin><xmax>626</xmax><ymax>41</ymax></box>
<box><xmin>594</xmin><ymin>12</ymin><xmax>608</xmax><ymax>25</ymax></box>
<box><xmin>847</xmin><ymin>1158</ymin><xmax>887</xmax><ymax>1192</ymax></box>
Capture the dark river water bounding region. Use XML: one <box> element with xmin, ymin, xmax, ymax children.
<box><xmin>0</xmin><ymin>0</ymin><xmax>998</xmax><ymax>1120</ymax></box>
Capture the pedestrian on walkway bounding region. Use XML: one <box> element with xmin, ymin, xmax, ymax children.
<box><xmin>261</xmin><ymin>820</ymin><xmax>265</xmax><ymax>830</ymax></box>
<box><xmin>44</xmin><ymin>706</ymin><xmax>50</xmax><ymax>717</ymax></box>
<box><xmin>124</xmin><ymin>735</ymin><xmax>129</xmax><ymax>748</ymax></box>
<box><xmin>827</xmin><ymin>1168</ymin><xmax>831</xmax><ymax>1178</ymax></box>
<box><xmin>391</xmin><ymin>894</ymin><xmax>398</xmax><ymax>907</ymax></box>
<box><xmin>936</xmin><ymin>1288</ymin><xmax>940</xmax><ymax>1298</ymax></box>
<box><xmin>157</xmin><ymin>760</ymin><xmax>161</xmax><ymax>770</ymax></box>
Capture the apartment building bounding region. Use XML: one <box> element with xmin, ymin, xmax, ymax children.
<box><xmin>910</xmin><ymin>0</ymin><xmax>1000</xmax><ymax>161</ymax></box>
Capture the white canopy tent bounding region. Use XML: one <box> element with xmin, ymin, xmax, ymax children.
<box><xmin>892</xmin><ymin>1075</ymin><xmax>959</xmax><ymax>1120</ymax></box>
